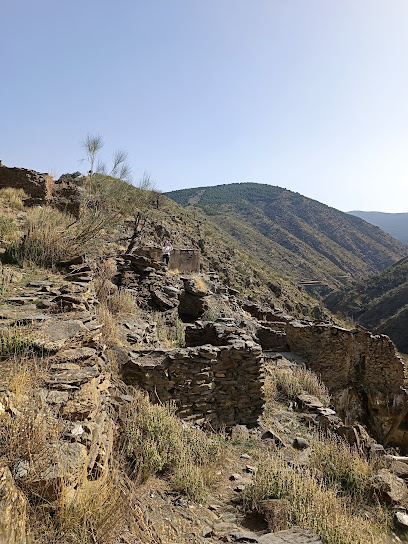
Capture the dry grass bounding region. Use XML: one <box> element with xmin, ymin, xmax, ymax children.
<box><xmin>107</xmin><ymin>288</ymin><xmax>136</xmax><ymax>315</ymax></box>
<box><xmin>244</xmin><ymin>451</ymin><xmax>391</xmax><ymax>544</ymax></box>
<box><xmin>4</xmin><ymin>205</ymin><xmax>117</xmax><ymax>268</ymax></box>
<box><xmin>265</xmin><ymin>364</ymin><xmax>330</xmax><ymax>406</ymax></box>
<box><xmin>123</xmin><ymin>390</ymin><xmax>226</xmax><ymax>502</ymax></box>
<box><xmin>97</xmin><ymin>304</ymin><xmax>121</xmax><ymax>347</ymax></box>
<box><xmin>154</xmin><ymin>313</ymin><xmax>185</xmax><ymax>347</ymax></box>
<box><xmin>0</xmin><ymin>187</ymin><xmax>28</xmax><ymax>210</ymax></box>
<box><xmin>0</xmin><ymin>325</ymin><xmax>36</xmax><ymax>360</ymax></box>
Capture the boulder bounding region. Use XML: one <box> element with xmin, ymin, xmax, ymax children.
<box><xmin>29</xmin><ymin>441</ymin><xmax>87</xmax><ymax>501</ymax></box>
<box><xmin>370</xmin><ymin>469</ymin><xmax>407</xmax><ymax>504</ymax></box>
<box><xmin>0</xmin><ymin>467</ymin><xmax>27</xmax><ymax>544</ymax></box>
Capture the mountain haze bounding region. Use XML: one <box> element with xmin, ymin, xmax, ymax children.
<box><xmin>167</xmin><ymin>183</ymin><xmax>408</xmax><ymax>291</ymax></box>
<box><xmin>348</xmin><ymin>210</ymin><xmax>408</xmax><ymax>245</ymax></box>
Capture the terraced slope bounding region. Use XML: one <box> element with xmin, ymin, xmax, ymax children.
<box><xmin>167</xmin><ymin>183</ymin><xmax>407</xmax><ymax>290</ymax></box>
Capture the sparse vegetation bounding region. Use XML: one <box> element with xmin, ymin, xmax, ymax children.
<box><xmin>265</xmin><ymin>364</ymin><xmax>330</xmax><ymax>406</ymax></box>
<box><xmin>123</xmin><ymin>391</ymin><xmax>226</xmax><ymax>501</ymax></box>
<box><xmin>0</xmin><ymin>187</ymin><xmax>28</xmax><ymax>210</ymax></box>
<box><xmin>244</xmin><ymin>451</ymin><xmax>390</xmax><ymax>544</ymax></box>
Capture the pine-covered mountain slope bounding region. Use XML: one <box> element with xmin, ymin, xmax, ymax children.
<box><xmin>166</xmin><ymin>183</ymin><xmax>408</xmax><ymax>291</ymax></box>
<box><xmin>348</xmin><ymin>210</ymin><xmax>408</xmax><ymax>245</ymax></box>
<box><xmin>325</xmin><ymin>255</ymin><xmax>408</xmax><ymax>353</ymax></box>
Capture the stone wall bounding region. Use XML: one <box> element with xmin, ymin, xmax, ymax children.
<box><xmin>286</xmin><ymin>322</ymin><xmax>405</xmax><ymax>393</ymax></box>
<box><xmin>121</xmin><ymin>331</ymin><xmax>264</xmax><ymax>428</ymax></box>
<box><xmin>0</xmin><ymin>163</ymin><xmax>51</xmax><ymax>205</ymax></box>
<box><xmin>285</xmin><ymin>321</ymin><xmax>408</xmax><ymax>449</ymax></box>
<box><xmin>0</xmin><ymin>162</ymin><xmax>81</xmax><ymax>216</ymax></box>
<box><xmin>136</xmin><ymin>246</ymin><xmax>200</xmax><ymax>273</ymax></box>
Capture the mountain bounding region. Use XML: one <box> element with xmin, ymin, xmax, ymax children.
<box><xmin>325</xmin><ymin>255</ymin><xmax>408</xmax><ymax>353</ymax></box>
<box><xmin>166</xmin><ymin>183</ymin><xmax>408</xmax><ymax>293</ymax></box>
<box><xmin>348</xmin><ymin>210</ymin><xmax>408</xmax><ymax>245</ymax></box>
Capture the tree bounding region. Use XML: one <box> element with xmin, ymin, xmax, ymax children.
<box><xmin>81</xmin><ymin>133</ymin><xmax>104</xmax><ymax>175</ymax></box>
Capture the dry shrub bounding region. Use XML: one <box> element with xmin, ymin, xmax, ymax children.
<box><xmin>107</xmin><ymin>289</ymin><xmax>136</xmax><ymax>315</ymax></box>
<box><xmin>0</xmin><ymin>325</ymin><xmax>36</xmax><ymax>360</ymax></box>
<box><xmin>244</xmin><ymin>452</ymin><xmax>390</xmax><ymax>544</ymax></box>
<box><xmin>0</xmin><ymin>215</ymin><xmax>19</xmax><ymax>243</ymax></box>
<box><xmin>54</xmin><ymin>472</ymin><xmax>126</xmax><ymax>544</ymax></box>
<box><xmin>154</xmin><ymin>313</ymin><xmax>185</xmax><ymax>347</ymax></box>
<box><xmin>97</xmin><ymin>304</ymin><xmax>120</xmax><ymax>347</ymax></box>
<box><xmin>309</xmin><ymin>434</ymin><xmax>379</xmax><ymax>497</ymax></box>
<box><xmin>123</xmin><ymin>391</ymin><xmax>225</xmax><ymax>501</ymax></box>
<box><xmin>0</xmin><ymin>187</ymin><xmax>27</xmax><ymax>210</ymax></box>
<box><xmin>265</xmin><ymin>365</ymin><xmax>330</xmax><ymax>406</ymax></box>
<box><xmin>5</xmin><ymin>205</ymin><xmax>116</xmax><ymax>268</ymax></box>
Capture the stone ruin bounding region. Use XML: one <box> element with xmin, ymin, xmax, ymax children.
<box><xmin>121</xmin><ymin>321</ymin><xmax>264</xmax><ymax>428</ymax></box>
<box><xmin>0</xmin><ymin>162</ymin><xmax>81</xmax><ymax>216</ymax></box>
<box><xmin>135</xmin><ymin>246</ymin><xmax>200</xmax><ymax>273</ymax></box>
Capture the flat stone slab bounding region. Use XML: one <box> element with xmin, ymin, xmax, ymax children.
<box><xmin>228</xmin><ymin>528</ymin><xmax>321</xmax><ymax>544</ymax></box>
<box><xmin>258</xmin><ymin>528</ymin><xmax>321</xmax><ymax>543</ymax></box>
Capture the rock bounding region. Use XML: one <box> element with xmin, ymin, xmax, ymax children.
<box><xmin>395</xmin><ymin>511</ymin><xmax>408</xmax><ymax>530</ymax></box>
<box><xmin>228</xmin><ymin>530</ymin><xmax>259</xmax><ymax>542</ymax></box>
<box><xmin>261</xmin><ymin>429</ymin><xmax>287</xmax><ymax>448</ymax></box>
<box><xmin>391</xmin><ymin>460</ymin><xmax>408</xmax><ymax>479</ymax></box>
<box><xmin>293</xmin><ymin>437</ymin><xmax>309</xmax><ymax>450</ymax></box>
<box><xmin>258</xmin><ymin>499</ymin><xmax>292</xmax><ymax>532</ymax></box>
<box><xmin>231</xmin><ymin>425</ymin><xmax>250</xmax><ymax>441</ymax></box>
<box><xmin>240</xmin><ymin>453</ymin><xmax>251</xmax><ymax>460</ymax></box>
<box><xmin>151</xmin><ymin>289</ymin><xmax>178</xmax><ymax>310</ymax></box>
<box><xmin>30</xmin><ymin>441</ymin><xmax>88</xmax><ymax>501</ymax></box>
<box><xmin>370</xmin><ymin>469</ymin><xmax>407</xmax><ymax>504</ymax></box>
<box><xmin>258</xmin><ymin>527</ymin><xmax>322</xmax><ymax>543</ymax></box>
<box><xmin>296</xmin><ymin>394</ymin><xmax>323</xmax><ymax>411</ymax></box>
<box><xmin>61</xmin><ymin>380</ymin><xmax>100</xmax><ymax>420</ymax></box>
<box><xmin>234</xmin><ymin>484</ymin><xmax>246</xmax><ymax>493</ymax></box>
<box><xmin>0</xmin><ymin>467</ymin><xmax>27</xmax><ymax>544</ymax></box>
<box><xmin>229</xmin><ymin>473</ymin><xmax>242</xmax><ymax>481</ymax></box>
<box><xmin>244</xmin><ymin>465</ymin><xmax>256</xmax><ymax>474</ymax></box>
<box><xmin>35</xmin><ymin>319</ymin><xmax>88</xmax><ymax>351</ymax></box>
<box><xmin>202</xmin><ymin>525</ymin><xmax>213</xmax><ymax>538</ymax></box>
<box><xmin>178</xmin><ymin>291</ymin><xmax>208</xmax><ymax>320</ymax></box>
<box><xmin>182</xmin><ymin>277</ymin><xmax>209</xmax><ymax>297</ymax></box>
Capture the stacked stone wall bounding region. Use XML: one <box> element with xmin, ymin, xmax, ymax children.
<box><xmin>286</xmin><ymin>322</ymin><xmax>405</xmax><ymax>393</ymax></box>
<box><xmin>0</xmin><ymin>164</ymin><xmax>51</xmax><ymax>204</ymax></box>
<box><xmin>121</xmin><ymin>339</ymin><xmax>264</xmax><ymax>428</ymax></box>
<box><xmin>136</xmin><ymin>246</ymin><xmax>200</xmax><ymax>273</ymax></box>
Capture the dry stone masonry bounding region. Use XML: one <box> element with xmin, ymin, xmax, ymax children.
<box><xmin>122</xmin><ymin>322</ymin><xmax>264</xmax><ymax>428</ymax></box>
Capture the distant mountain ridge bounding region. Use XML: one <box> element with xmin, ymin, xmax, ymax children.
<box><xmin>348</xmin><ymin>210</ymin><xmax>408</xmax><ymax>245</ymax></box>
<box><xmin>325</xmin><ymin>255</ymin><xmax>408</xmax><ymax>353</ymax></box>
<box><xmin>166</xmin><ymin>183</ymin><xmax>408</xmax><ymax>291</ymax></box>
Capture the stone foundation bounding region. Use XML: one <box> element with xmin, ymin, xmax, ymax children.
<box><xmin>121</xmin><ymin>335</ymin><xmax>264</xmax><ymax>428</ymax></box>
<box><xmin>135</xmin><ymin>246</ymin><xmax>200</xmax><ymax>273</ymax></box>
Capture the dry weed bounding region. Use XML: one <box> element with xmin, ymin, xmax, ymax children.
<box><xmin>0</xmin><ymin>187</ymin><xmax>27</xmax><ymax>210</ymax></box>
<box><xmin>244</xmin><ymin>452</ymin><xmax>390</xmax><ymax>544</ymax></box>
<box><xmin>265</xmin><ymin>365</ymin><xmax>330</xmax><ymax>406</ymax></box>
<box><xmin>97</xmin><ymin>304</ymin><xmax>120</xmax><ymax>347</ymax></box>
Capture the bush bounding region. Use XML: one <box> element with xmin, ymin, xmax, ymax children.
<box><xmin>244</xmin><ymin>452</ymin><xmax>390</xmax><ymax>544</ymax></box>
<box><xmin>123</xmin><ymin>391</ymin><xmax>225</xmax><ymax>501</ymax></box>
<box><xmin>265</xmin><ymin>365</ymin><xmax>330</xmax><ymax>406</ymax></box>
<box><xmin>0</xmin><ymin>216</ymin><xmax>19</xmax><ymax>242</ymax></box>
<box><xmin>0</xmin><ymin>188</ymin><xmax>27</xmax><ymax>210</ymax></box>
<box><xmin>4</xmin><ymin>206</ymin><xmax>112</xmax><ymax>267</ymax></box>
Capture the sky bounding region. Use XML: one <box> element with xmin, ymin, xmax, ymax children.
<box><xmin>1</xmin><ymin>0</ymin><xmax>408</xmax><ymax>212</ymax></box>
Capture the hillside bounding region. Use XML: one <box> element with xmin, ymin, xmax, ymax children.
<box><xmin>0</xmin><ymin>168</ymin><xmax>408</xmax><ymax>543</ymax></box>
<box><xmin>348</xmin><ymin>210</ymin><xmax>408</xmax><ymax>245</ymax></box>
<box><xmin>325</xmin><ymin>255</ymin><xmax>408</xmax><ymax>353</ymax></box>
<box><xmin>167</xmin><ymin>183</ymin><xmax>408</xmax><ymax>293</ymax></box>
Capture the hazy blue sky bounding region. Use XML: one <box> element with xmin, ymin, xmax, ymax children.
<box><xmin>2</xmin><ymin>1</ymin><xmax>408</xmax><ymax>212</ymax></box>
